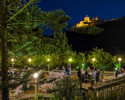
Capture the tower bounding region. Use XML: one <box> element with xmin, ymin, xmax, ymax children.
<box><xmin>95</xmin><ymin>16</ymin><xmax>99</xmax><ymax>21</ymax></box>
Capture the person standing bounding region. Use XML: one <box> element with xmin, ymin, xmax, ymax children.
<box><xmin>92</xmin><ymin>70</ymin><xmax>96</xmax><ymax>84</ymax></box>
<box><xmin>92</xmin><ymin>66</ymin><xmax>97</xmax><ymax>71</ymax></box>
<box><xmin>77</xmin><ymin>68</ymin><xmax>82</xmax><ymax>80</ymax></box>
<box><xmin>96</xmin><ymin>69</ymin><xmax>100</xmax><ymax>82</ymax></box>
<box><xmin>62</xmin><ymin>66</ymin><xmax>65</xmax><ymax>72</ymax></box>
<box><xmin>66</xmin><ymin>66</ymin><xmax>70</xmax><ymax>76</ymax></box>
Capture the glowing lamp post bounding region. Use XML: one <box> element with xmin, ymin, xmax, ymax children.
<box><xmin>47</xmin><ymin>59</ymin><xmax>50</xmax><ymax>62</ymax></box>
<box><xmin>69</xmin><ymin>59</ymin><xmax>72</xmax><ymax>62</ymax></box>
<box><xmin>68</xmin><ymin>58</ymin><xmax>72</xmax><ymax>75</ymax></box>
<box><xmin>11</xmin><ymin>58</ymin><xmax>14</xmax><ymax>69</ymax></box>
<box><xmin>92</xmin><ymin>58</ymin><xmax>95</xmax><ymax>66</ymax></box>
<box><xmin>28</xmin><ymin>58</ymin><xmax>32</xmax><ymax>70</ymax></box>
<box><xmin>47</xmin><ymin>59</ymin><xmax>50</xmax><ymax>72</ymax></box>
<box><xmin>34</xmin><ymin>73</ymin><xmax>38</xmax><ymax>96</ymax></box>
<box><xmin>118</xmin><ymin>58</ymin><xmax>122</xmax><ymax>69</ymax></box>
<box><xmin>115</xmin><ymin>68</ymin><xmax>117</xmax><ymax>71</ymax></box>
<box><xmin>28</xmin><ymin>58</ymin><xmax>31</xmax><ymax>62</ymax></box>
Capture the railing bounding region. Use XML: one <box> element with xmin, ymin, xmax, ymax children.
<box><xmin>88</xmin><ymin>74</ymin><xmax>125</xmax><ymax>99</ymax></box>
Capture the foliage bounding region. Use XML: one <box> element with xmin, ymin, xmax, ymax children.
<box><xmin>70</xmin><ymin>26</ymin><xmax>104</xmax><ymax>35</ymax></box>
<box><xmin>87</xmin><ymin>47</ymin><xmax>113</xmax><ymax>70</ymax></box>
<box><xmin>22</xmin><ymin>84</ymin><xmax>34</xmax><ymax>91</ymax></box>
<box><xmin>0</xmin><ymin>0</ymin><xmax>72</xmax><ymax>95</ymax></box>
<box><xmin>51</xmin><ymin>77</ymin><xmax>81</xmax><ymax>100</ymax></box>
<box><xmin>41</xmin><ymin>9</ymin><xmax>71</xmax><ymax>33</ymax></box>
<box><xmin>70</xmin><ymin>26</ymin><xmax>88</xmax><ymax>33</ymax></box>
<box><xmin>42</xmin><ymin>51</ymin><xmax>86</xmax><ymax>70</ymax></box>
<box><xmin>87</xmin><ymin>26</ymin><xmax>104</xmax><ymax>34</ymax></box>
<box><xmin>73</xmin><ymin>52</ymin><xmax>86</xmax><ymax>69</ymax></box>
<box><xmin>53</xmin><ymin>32</ymin><xmax>70</xmax><ymax>53</ymax></box>
<box><xmin>28</xmin><ymin>94</ymin><xmax>81</xmax><ymax>100</ymax></box>
<box><xmin>89</xmin><ymin>93</ymin><xmax>96</xmax><ymax>100</ymax></box>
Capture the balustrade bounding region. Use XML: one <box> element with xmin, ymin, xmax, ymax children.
<box><xmin>88</xmin><ymin>75</ymin><xmax>125</xmax><ymax>99</ymax></box>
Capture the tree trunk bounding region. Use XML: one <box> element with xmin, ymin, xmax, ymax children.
<box><xmin>1</xmin><ymin>0</ymin><xmax>9</xmax><ymax>100</ymax></box>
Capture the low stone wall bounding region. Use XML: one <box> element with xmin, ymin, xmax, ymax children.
<box><xmin>104</xmin><ymin>71</ymin><xmax>115</xmax><ymax>80</ymax></box>
<box><xmin>88</xmin><ymin>75</ymin><xmax>125</xmax><ymax>99</ymax></box>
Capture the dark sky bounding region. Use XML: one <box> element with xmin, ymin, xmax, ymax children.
<box><xmin>38</xmin><ymin>0</ymin><xmax>125</xmax><ymax>25</ymax></box>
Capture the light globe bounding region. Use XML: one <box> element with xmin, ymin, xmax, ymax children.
<box><xmin>47</xmin><ymin>59</ymin><xmax>50</xmax><ymax>62</ymax></box>
<box><xmin>69</xmin><ymin>59</ymin><xmax>72</xmax><ymax>62</ymax></box>
<box><xmin>92</xmin><ymin>58</ymin><xmax>95</xmax><ymax>62</ymax></box>
<box><xmin>118</xmin><ymin>58</ymin><xmax>122</xmax><ymax>61</ymax></box>
<box><xmin>11</xmin><ymin>58</ymin><xmax>14</xmax><ymax>62</ymax></box>
<box><xmin>28</xmin><ymin>58</ymin><xmax>31</xmax><ymax>62</ymax></box>
<box><xmin>34</xmin><ymin>73</ymin><xmax>38</xmax><ymax>78</ymax></box>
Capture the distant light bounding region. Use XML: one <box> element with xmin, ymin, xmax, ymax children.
<box><xmin>92</xmin><ymin>58</ymin><xmax>95</xmax><ymax>62</ymax></box>
<box><xmin>118</xmin><ymin>58</ymin><xmax>122</xmax><ymax>61</ymax></box>
<box><xmin>34</xmin><ymin>73</ymin><xmax>38</xmax><ymax>78</ymax></box>
<box><xmin>11</xmin><ymin>58</ymin><xmax>14</xmax><ymax>62</ymax></box>
<box><xmin>28</xmin><ymin>58</ymin><xmax>31</xmax><ymax>62</ymax></box>
<box><xmin>115</xmin><ymin>68</ymin><xmax>117</xmax><ymax>70</ymax></box>
<box><xmin>69</xmin><ymin>59</ymin><xmax>72</xmax><ymax>62</ymax></box>
<box><xmin>47</xmin><ymin>59</ymin><xmax>50</xmax><ymax>62</ymax></box>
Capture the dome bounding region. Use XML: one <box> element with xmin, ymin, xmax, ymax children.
<box><xmin>85</xmin><ymin>15</ymin><xmax>90</xmax><ymax>18</ymax></box>
<box><xmin>95</xmin><ymin>16</ymin><xmax>99</xmax><ymax>21</ymax></box>
<box><xmin>84</xmin><ymin>15</ymin><xmax>91</xmax><ymax>22</ymax></box>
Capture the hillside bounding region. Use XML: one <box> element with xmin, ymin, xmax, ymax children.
<box><xmin>66</xmin><ymin>18</ymin><xmax>125</xmax><ymax>55</ymax></box>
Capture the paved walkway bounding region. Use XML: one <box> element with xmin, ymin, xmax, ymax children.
<box><xmin>9</xmin><ymin>93</ymin><xmax>50</xmax><ymax>100</ymax></box>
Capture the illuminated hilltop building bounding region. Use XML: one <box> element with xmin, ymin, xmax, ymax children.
<box><xmin>76</xmin><ymin>15</ymin><xmax>99</xmax><ymax>27</ymax></box>
<box><xmin>95</xmin><ymin>16</ymin><xmax>99</xmax><ymax>21</ymax></box>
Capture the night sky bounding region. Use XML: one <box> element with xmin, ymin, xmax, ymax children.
<box><xmin>39</xmin><ymin>0</ymin><xmax>125</xmax><ymax>25</ymax></box>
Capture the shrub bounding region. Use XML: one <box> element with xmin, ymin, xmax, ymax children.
<box><xmin>51</xmin><ymin>77</ymin><xmax>81</xmax><ymax>100</ymax></box>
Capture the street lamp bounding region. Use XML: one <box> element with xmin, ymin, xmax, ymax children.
<box><xmin>28</xmin><ymin>58</ymin><xmax>31</xmax><ymax>62</ymax></box>
<box><xmin>69</xmin><ymin>59</ymin><xmax>72</xmax><ymax>62</ymax></box>
<box><xmin>47</xmin><ymin>59</ymin><xmax>50</xmax><ymax>72</ymax></box>
<box><xmin>68</xmin><ymin>58</ymin><xmax>72</xmax><ymax>75</ymax></box>
<box><xmin>47</xmin><ymin>59</ymin><xmax>50</xmax><ymax>62</ymax></box>
<box><xmin>92</xmin><ymin>58</ymin><xmax>95</xmax><ymax>66</ymax></box>
<box><xmin>118</xmin><ymin>58</ymin><xmax>122</xmax><ymax>69</ymax></box>
<box><xmin>11</xmin><ymin>58</ymin><xmax>14</xmax><ymax>69</ymax></box>
<box><xmin>34</xmin><ymin>73</ymin><xmax>38</xmax><ymax>96</ymax></box>
<box><xmin>115</xmin><ymin>68</ymin><xmax>117</xmax><ymax>71</ymax></box>
<box><xmin>28</xmin><ymin>58</ymin><xmax>32</xmax><ymax>70</ymax></box>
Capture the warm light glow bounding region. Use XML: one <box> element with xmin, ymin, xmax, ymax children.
<box><xmin>118</xmin><ymin>58</ymin><xmax>122</xmax><ymax>61</ymax></box>
<box><xmin>69</xmin><ymin>59</ymin><xmax>72</xmax><ymax>62</ymax></box>
<box><xmin>92</xmin><ymin>58</ymin><xmax>95</xmax><ymax>62</ymax></box>
<box><xmin>76</xmin><ymin>15</ymin><xmax>99</xmax><ymax>28</ymax></box>
<box><xmin>28</xmin><ymin>58</ymin><xmax>31</xmax><ymax>62</ymax></box>
<box><xmin>115</xmin><ymin>68</ymin><xmax>117</xmax><ymax>71</ymax></box>
<box><xmin>47</xmin><ymin>59</ymin><xmax>50</xmax><ymax>62</ymax></box>
<box><xmin>34</xmin><ymin>73</ymin><xmax>38</xmax><ymax>78</ymax></box>
<box><xmin>95</xmin><ymin>16</ymin><xmax>99</xmax><ymax>21</ymax></box>
<box><xmin>11</xmin><ymin>58</ymin><xmax>14</xmax><ymax>62</ymax></box>
<box><xmin>84</xmin><ymin>15</ymin><xmax>91</xmax><ymax>22</ymax></box>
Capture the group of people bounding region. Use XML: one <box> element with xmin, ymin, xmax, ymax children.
<box><xmin>54</xmin><ymin>63</ymin><xmax>71</xmax><ymax>76</ymax></box>
<box><xmin>115</xmin><ymin>68</ymin><xmax>125</xmax><ymax>77</ymax></box>
<box><xmin>77</xmin><ymin>66</ymin><xmax>101</xmax><ymax>83</ymax></box>
<box><xmin>55</xmin><ymin>65</ymin><xmax>102</xmax><ymax>83</ymax></box>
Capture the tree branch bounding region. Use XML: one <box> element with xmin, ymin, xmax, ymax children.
<box><xmin>6</xmin><ymin>0</ymin><xmax>34</xmax><ymax>23</ymax></box>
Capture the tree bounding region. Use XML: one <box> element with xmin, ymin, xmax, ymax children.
<box><xmin>73</xmin><ymin>52</ymin><xmax>86</xmax><ymax>69</ymax></box>
<box><xmin>41</xmin><ymin>9</ymin><xmax>71</xmax><ymax>33</ymax></box>
<box><xmin>87</xmin><ymin>47</ymin><xmax>112</xmax><ymax>70</ymax></box>
<box><xmin>0</xmin><ymin>0</ymin><xmax>42</xmax><ymax>99</ymax></box>
<box><xmin>70</xmin><ymin>26</ymin><xmax>104</xmax><ymax>35</ymax></box>
<box><xmin>0</xmin><ymin>1</ymin><xmax>72</xmax><ymax>100</ymax></box>
<box><xmin>1</xmin><ymin>0</ymin><xmax>9</xmax><ymax>99</ymax></box>
<box><xmin>51</xmin><ymin>77</ymin><xmax>81</xmax><ymax>100</ymax></box>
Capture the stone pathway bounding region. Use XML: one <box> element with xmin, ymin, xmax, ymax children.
<box><xmin>10</xmin><ymin>93</ymin><xmax>50</xmax><ymax>100</ymax></box>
